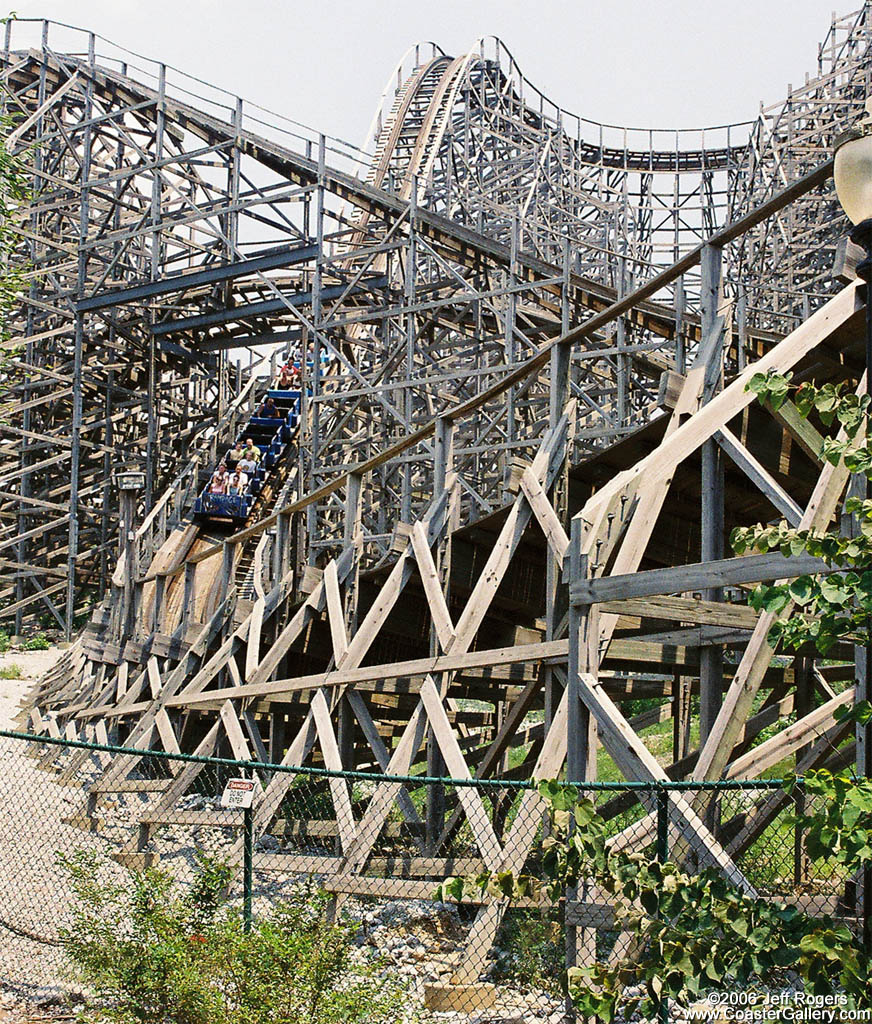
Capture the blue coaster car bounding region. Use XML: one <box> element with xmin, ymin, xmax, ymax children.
<box><xmin>193</xmin><ymin>385</ymin><xmax>303</xmax><ymax>525</ymax></box>
<box><xmin>193</xmin><ymin>492</ymin><xmax>251</xmax><ymax>520</ymax></box>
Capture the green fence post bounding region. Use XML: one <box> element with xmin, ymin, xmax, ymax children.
<box><xmin>656</xmin><ymin>785</ymin><xmax>669</xmax><ymax>1024</ymax></box>
<box><xmin>243</xmin><ymin>803</ymin><xmax>253</xmax><ymax>934</ymax></box>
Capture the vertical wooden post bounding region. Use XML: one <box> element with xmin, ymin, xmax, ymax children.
<box><xmin>66</xmin><ymin>32</ymin><xmax>96</xmax><ymax>640</ymax></box>
<box><xmin>337</xmin><ymin>472</ymin><xmax>364</xmax><ymax>787</ymax></box>
<box><xmin>219</xmin><ymin>541</ymin><xmax>237</xmax><ymax>605</ymax></box>
<box><xmin>674</xmin><ymin>275</ymin><xmax>686</xmax><ymax>374</ymax></box>
<box><xmin>502</xmin><ymin>217</ymin><xmax>519</xmax><ymax>501</ymax></box>
<box><xmin>145</xmin><ymin>60</ymin><xmax>167</xmax><ymax>513</ymax></box>
<box><xmin>699</xmin><ymin>243</ymin><xmax>725</xmax><ymax>744</ymax></box>
<box><xmin>545</xmin><ymin>238</ymin><xmax>573</xmax><ymax>766</ymax></box>
<box><xmin>306</xmin><ymin>134</ymin><xmax>326</xmax><ymax>566</ymax></box>
<box><xmin>402</xmin><ymin>178</ymin><xmax>417</xmax><ymax>522</ymax></box>
<box><xmin>426</xmin><ymin>419</ymin><xmax>455</xmax><ymax>852</ymax></box>
<box><xmin>844</xmin><ymin>463</ymin><xmax>872</xmax><ymax>937</ymax></box>
<box><xmin>566</xmin><ymin>521</ymin><xmax>599</xmax><ymax>1019</ymax></box>
<box><xmin>274</xmin><ymin>510</ymin><xmax>292</xmax><ymax>583</ymax></box>
<box><xmin>736</xmin><ymin>288</ymin><xmax>748</xmax><ymax>371</ymax></box>
<box><xmin>672</xmin><ymin>671</ymin><xmax>691</xmax><ymax>761</ymax></box>
<box><xmin>131</xmin><ymin>580</ymin><xmax>143</xmax><ymax>641</ymax></box>
<box><xmin>269</xmin><ymin>712</ymin><xmax>287</xmax><ymax>764</ymax></box>
<box><xmin>180</xmin><ymin>560</ymin><xmax>197</xmax><ymax>636</ymax></box>
<box><xmin>118</xmin><ymin>487</ymin><xmax>138</xmax><ymax>642</ymax></box>
<box><xmin>616</xmin><ymin>252</ymin><xmax>628</xmax><ymax>424</ymax></box>
<box><xmin>793</xmin><ymin>656</ymin><xmax>812</xmax><ymax>885</ymax></box>
<box><xmin>152</xmin><ymin>574</ymin><xmax>166</xmax><ymax>636</ymax></box>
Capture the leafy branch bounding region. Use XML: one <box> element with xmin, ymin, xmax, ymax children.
<box><xmin>732</xmin><ymin>372</ymin><xmax>872</xmax><ymax>654</ymax></box>
<box><xmin>436</xmin><ymin>780</ymin><xmax>872</xmax><ymax>1021</ymax></box>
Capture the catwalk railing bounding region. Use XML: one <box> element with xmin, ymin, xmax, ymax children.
<box><xmin>0</xmin><ymin>731</ymin><xmax>860</xmax><ymax>1020</ymax></box>
<box><xmin>1</xmin><ymin>18</ymin><xmax>372</xmax><ymax>179</ymax></box>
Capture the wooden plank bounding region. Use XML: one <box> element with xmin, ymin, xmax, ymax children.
<box><xmin>599</xmin><ymin>595</ymin><xmax>759</xmax><ymax>630</ymax></box>
<box><xmin>154</xmin><ymin>708</ymin><xmax>180</xmax><ymax>755</ymax></box>
<box><xmin>323</xmin><ymin>560</ymin><xmax>349</xmax><ymax>662</ymax></box>
<box><xmin>310</xmin><ymin>689</ymin><xmax>357</xmax><ymax>852</ymax></box>
<box><xmin>566</xmin><ymin>902</ymin><xmax>617</xmax><ymax>929</ymax></box>
<box><xmin>116</xmin><ymin>660</ymin><xmax>128</xmax><ymax>701</ymax></box>
<box><xmin>572</xmin><ymin>552</ymin><xmax>829</xmax><ymax>605</ymax></box>
<box><xmin>166</xmin><ymin>638</ymin><xmax>569</xmax><ymax>709</ymax></box>
<box><xmin>146</xmin><ymin>657</ymin><xmax>162</xmax><ymax>699</ymax></box>
<box><xmin>726</xmin><ymin>722</ymin><xmax>854</xmax><ymax>858</ymax></box>
<box><xmin>714</xmin><ymin>426</ymin><xmax>803</xmax><ymax>526</ymax></box>
<box><xmin>243</xmin><ymin>597</ymin><xmax>265</xmax><ymax>683</ymax></box>
<box><xmin>726</xmin><ymin>688</ymin><xmax>854</xmax><ymax>779</ymax></box>
<box><xmin>519</xmin><ymin>467</ymin><xmax>569</xmax><ymax>561</ymax></box>
<box><xmin>410</xmin><ymin>520</ymin><xmax>455</xmax><ymax>651</ymax></box>
<box><xmin>419</xmin><ymin>676</ymin><xmax>503</xmax><ymax>871</ymax></box>
<box><xmin>219</xmin><ymin>700</ymin><xmax>252</xmax><ymax>762</ymax></box>
<box><xmin>771</xmin><ymin>400</ymin><xmax>825</xmax><ymax>464</ymax></box>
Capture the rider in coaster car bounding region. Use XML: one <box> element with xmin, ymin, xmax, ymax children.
<box><xmin>237</xmin><ymin>454</ymin><xmax>258</xmax><ymax>478</ymax></box>
<box><xmin>209</xmin><ymin>463</ymin><xmax>229</xmax><ymax>495</ymax></box>
<box><xmin>226</xmin><ymin>441</ymin><xmax>245</xmax><ymax>471</ymax></box>
<box><xmin>241</xmin><ymin>437</ymin><xmax>261</xmax><ymax>463</ymax></box>
<box><xmin>258</xmin><ymin>397</ymin><xmax>282</xmax><ymax>418</ymax></box>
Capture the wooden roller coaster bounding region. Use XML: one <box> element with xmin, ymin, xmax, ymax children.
<box><xmin>3</xmin><ymin>2</ymin><xmax>872</xmax><ymax>986</ymax></box>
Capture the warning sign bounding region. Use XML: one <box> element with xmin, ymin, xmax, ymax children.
<box><xmin>220</xmin><ymin>777</ymin><xmax>256</xmax><ymax>809</ymax></box>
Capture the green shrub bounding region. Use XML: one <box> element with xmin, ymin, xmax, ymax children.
<box><xmin>0</xmin><ymin>631</ymin><xmax>9</xmax><ymax>653</ymax></box>
<box><xmin>491</xmin><ymin>909</ymin><xmax>563</xmax><ymax>995</ymax></box>
<box><xmin>59</xmin><ymin>852</ymin><xmax>414</xmax><ymax>1024</ymax></box>
<box><xmin>0</xmin><ymin>663</ymin><xmax>22</xmax><ymax>679</ymax></box>
<box><xmin>22</xmin><ymin>632</ymin><xmax>49</xmax><ymax>650</ymax></box>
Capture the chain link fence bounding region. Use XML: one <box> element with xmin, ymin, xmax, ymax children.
<box><xmin>0</xmin><ymin>729</ymin><xmax>860</xmax><ymax>1022</ymax></box>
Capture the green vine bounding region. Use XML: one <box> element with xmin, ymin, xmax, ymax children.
<box><xmin>732</xmin><ymin>372</ymin><xmax>872</xmax><ymax>654</ymax></box>
<box><xmin>436</xmin><ymin>779</ymin><xmax>872</xmax><ymax>1021</ymax></box>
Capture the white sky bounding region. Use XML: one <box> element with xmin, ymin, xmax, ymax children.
<box><xmin>9</xmin><ymin>0</ymin><xmax>852</xmax><ymax>149</ymax></box>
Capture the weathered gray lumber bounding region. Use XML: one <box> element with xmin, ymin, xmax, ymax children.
<box><xmin>571</xmin><ymin>552</ymin><xmax>830</xmax><ymax>605</ymax></box>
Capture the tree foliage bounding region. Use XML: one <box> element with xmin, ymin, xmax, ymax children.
<box><xmin>0</xmin><ymin>103</ymin><xmax>29</xmax><ymax>345</ymax></box>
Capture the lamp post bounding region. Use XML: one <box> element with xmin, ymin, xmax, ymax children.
<box><xmin>114</xmin><ymin>470</ymin><xmax>145</xmax><ymax>641</ymax></box>
<box><xmin>834</xmin><ymin>114</ymin><xmax>872</xmax><ymax>405</ymax></box>
<box><xmin>834</xmin><ymin>110</ymin><xmax>872</xmax><ymax>951</ymax></box>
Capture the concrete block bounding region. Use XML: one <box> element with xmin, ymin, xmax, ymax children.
<box><xmin>423</xmin><ymin>981</ymin><xmax>496</xmax><ymax>1012</ymax></box>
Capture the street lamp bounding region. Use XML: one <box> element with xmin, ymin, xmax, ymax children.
<box><xmin>834</xmin><ymin>111</ymin><xmax>872</xmax><ymax>399</ymax></box>
<box><xmin>833</xmin><ymin>108</ymin><xmax>872</xmax><ymax>953</ymax></box>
